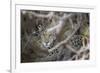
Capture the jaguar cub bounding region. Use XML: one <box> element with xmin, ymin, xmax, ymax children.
<box><xmin>40</xmin><ymin>30</ymin><xmax>57</xmax><ymax>49</ymax></box>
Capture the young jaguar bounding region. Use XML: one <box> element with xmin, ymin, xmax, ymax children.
<box><xmin>40</xmin><ymin>30</ymin><xmax>57</xmax><ymax>49</ymax></box>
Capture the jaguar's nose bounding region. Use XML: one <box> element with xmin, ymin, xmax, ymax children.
<box><xmin>45</xmin><ymin>43</ymin><xmax>51</xmax><ymax>49</ymax></box>
<box><xmin>48</xmin><ymin>46</ymin><xmax>51</xmax><ymax>49</ymax></box>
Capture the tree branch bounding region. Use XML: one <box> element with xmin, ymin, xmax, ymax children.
<box><xmin>25</xmin><ymin>11</ymin><xmax>54</xmax><ymax>18</ymax></box>
<box><xmin>48</xmin><ymin>23</ymin><xmax>81</xmax><ymax>52</ymax></box>
<box><xmin>48</xmin><ymin>14</ymin><xmax>83</xmax><ymax>52</ymax></box>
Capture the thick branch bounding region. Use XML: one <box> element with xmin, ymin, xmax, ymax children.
<box><xmin>48</xmin><ymin>14</ymin><xmax>83</xmax><ymax>52</ymax></box>
<box><xmin>47</xmin><ymin>14</ymin><xmax>73</xmax><ymax>33</ymax></box>
<box><xmin>27</xmin><ymin>11</ymin><xmax>54</xmax><ymax>18</ymax></box>
<box><xmin>48</xmin><ymin>23</ymin><xmax>81</xmax><ymax>52</ymax></box>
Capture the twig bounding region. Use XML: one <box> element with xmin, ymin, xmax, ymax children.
<box><xmin>78</xmin><ymin>43</ymin><xmax>89</xmax><ymax>54</ymax></box>
<box><xmin>22</xmin><ymin>33</ymin><xmax>33</xmax><ymax>50</ymax></box>
<box><xmin>68</xmin><ymin>18</ymin><xmax>74</xmax><ymax>29</ymax></box>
